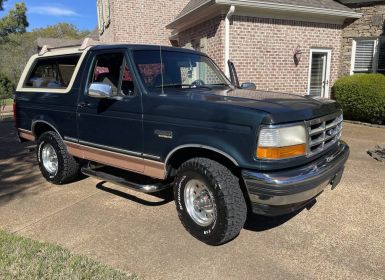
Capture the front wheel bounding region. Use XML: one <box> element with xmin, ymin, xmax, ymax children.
<box><xmin>174</xmin><ymin>158</ymin><xmax>247</xmax><ymax>245</ymax></box>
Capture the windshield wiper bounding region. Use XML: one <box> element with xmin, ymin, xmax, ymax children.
<box><xmin>208</xmin><ymin>83</ymin><xmax>230</xmax><ymax>87</ymax></box>
<box><xmin>156</xmin><ymin>84</ymin><xmax>191</xmax><ymax>88</ymax></box>
<box><xmin>156</xmin><ymin>84</ymin><xmax>213</xmax><ymax>90</ymax></box>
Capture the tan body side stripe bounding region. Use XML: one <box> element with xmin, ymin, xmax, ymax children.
<box><xmin>64</xmin><ymin>141</ymin><xmax>166</xmax><ymax>180</ymax></box>
<box><xmin>18</xmin><ymin>129</ymin><xmax>36</xmax><ymax>141</ymax></box>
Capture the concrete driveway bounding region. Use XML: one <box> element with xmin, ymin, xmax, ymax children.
<box><xmin>0</xmin><ymin>121</ymin><xmax>384</xmax><ymax>280</ymax></box>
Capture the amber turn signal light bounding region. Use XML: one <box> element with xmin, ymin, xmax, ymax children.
<box><xmin>257</xmin><ymin>144</ymin><xmax>306</xmax><ymax>160</ymax></box>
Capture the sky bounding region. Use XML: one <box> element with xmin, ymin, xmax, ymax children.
<box><xmin>0</xmin><ymin>0</ymin><xmax>97</xmax><ymax>31</ymax></box>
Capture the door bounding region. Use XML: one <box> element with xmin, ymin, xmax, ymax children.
<box><xmin>308</xmin><ymin>49</ymin><xmax>332</xmax><ymax>98</ymax></box>
<box><xmin>76</xmin><ymin>49</ymin><xmax>144</xmax><ymax>173</ymax></box>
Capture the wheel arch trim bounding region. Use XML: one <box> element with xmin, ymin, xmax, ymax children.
<box><xmin>165</xmin><ymin>144</ymin><xmax>240</xmax><ymax>167</ymax></box>
<box><xmin>31</xmin><ymin>120</ymin><xmax>63</xmax><ymax>140</ymax></box>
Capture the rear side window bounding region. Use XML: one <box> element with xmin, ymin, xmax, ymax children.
<box><xmin>25</xmin><ymin>55</ymin><xmax>81</xmax><ymax>89</ymax></box>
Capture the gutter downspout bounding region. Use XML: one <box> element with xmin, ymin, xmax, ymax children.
<box><xmin>224</xmin><ymin>5</ymin><xmax>235</xmax><ymax>78</ymax></box>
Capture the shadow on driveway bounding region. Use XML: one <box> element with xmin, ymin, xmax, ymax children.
<box><xmin>244</xmin><ymin>198</ymin><xmax>317</xmax><ymax>232</ymax></box>
<box><xmin>0</xmin><ymin>121</ymin><xmax>43</xmax><ymax>206</ymax></box>
<box><xmin>244</xmin><ymin>211</ymin><xmax>301</xmax><ymax>232</ymax></box>
<box><xmin>96</xmin><ymin>182</ymin><xmax>174</xmax><ymax>207</ymax></box>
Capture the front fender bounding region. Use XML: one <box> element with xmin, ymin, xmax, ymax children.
<box><xmin>162</xmin><ymin>133</ymin><xmax>251</xmax><ymax>167</ymax></box>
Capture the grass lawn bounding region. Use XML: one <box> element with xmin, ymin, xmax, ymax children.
<box><xmin>0</xmin><ymin>99</ymin><xmax>13</xmax><ymax>106</ymax></box>
<box><xmin>0</xmin><ymin>230</ymin><xmax>138</xmax><ymax>280</ymax></box>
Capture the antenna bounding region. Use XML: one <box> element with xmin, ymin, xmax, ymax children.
<box><xmin>160</xmin><ymin>45</ymin><xmax>165</xmax><ymax>96</ymax></box>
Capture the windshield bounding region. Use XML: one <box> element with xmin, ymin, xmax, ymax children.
<box><xmin>132</xmin><ymin>50</ymin><xmax>231</xmax><ymax>93</ymax></box>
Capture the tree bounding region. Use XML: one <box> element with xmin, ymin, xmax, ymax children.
<box><xmin>0</xmin><ymin>32</ymin><xmax>37</xmax><ymax>84</ymax></box>
<box><xmin>0</xmin><ymin>2</ymin><xmax>28</xmax><ymax>38</ymax></box>
<box><xmin>0</xmin><ymin>23</ymin><xmax>90</xmax><ymax>85</ymax></box>
<box><xmin>0</xmin><ymin>0</ymin><xmax>6</xmax><ymax>11</ymax></box>
<box><xmin>33</xmin><ymin>23</ymin><xmax>90</xmax><ymax>39</ymax></box>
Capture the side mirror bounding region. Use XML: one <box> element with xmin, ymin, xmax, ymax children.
<box><xmin>241</xmin><ymin>83</ymin><xmax>256</xmax><ymax>90</ymax></box>
<box><xmin>88</xmin><ymin>83</ymin><xmax>113</xmax><ymax>98</ymax></box>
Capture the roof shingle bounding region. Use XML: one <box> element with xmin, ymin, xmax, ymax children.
<box><xmin>175</xmin><ymin>0</ymin><xmax>212</xmax><ymax>20</ymax></box>
<box><xmin>175</xmin><ymin>0</ymin><xmax>354</xmax><ymax>21</ymax></box>
<box><xmin>256</xmin><ymin>0</ymin><xmax>353</xmax><ymax>12</ymax></box>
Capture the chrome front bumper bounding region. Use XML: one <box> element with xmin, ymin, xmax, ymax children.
<box><xmin>242</xmin><ymin>142</ymin><xmax>349</xmax><ymax>216</ymax></box>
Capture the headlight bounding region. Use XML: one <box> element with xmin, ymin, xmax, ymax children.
<box><xmin>257</xmin><ymin>124</ymin><xmax>307</xmax><ymax>160</ymax></box>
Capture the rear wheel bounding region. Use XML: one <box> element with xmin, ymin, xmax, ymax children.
<box><xmin>174</xmin><ymin>158</ymin><xmax>247</xmax><ymax>245</ymax></box>
<box><xmin>37</xmin><ymin>131</ymin><xmax>80</xmax><ymax>184</ymax></box>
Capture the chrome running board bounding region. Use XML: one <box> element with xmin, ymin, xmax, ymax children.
<box><xmin>81</xmin><ymin>166</ymin><xmax>171</xmax><ymax>194</ymax></box>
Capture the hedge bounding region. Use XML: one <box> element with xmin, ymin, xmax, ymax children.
<box><xmin>333</xmin><ymin>74</ymin><xmax>385</xmax><ymax>125</ymax></box>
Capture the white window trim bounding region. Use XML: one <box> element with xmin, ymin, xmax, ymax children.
<box><xmin>97</xmin><ymin>0</ymin><xmax>104</xmax><ymax>35</ymax></box>
<box><xmin>103</xmin><ymin>0</ymin><xmax>111</xmax><ymax>28</ymax></box>
<box><xmin>307</xmin><ymin>48</ymin><xmax>332</xmax><ymax>98</ymax></box>
<box><xmin>350</xmin><ymin>37</ymin><xmax>384</xmax><ymax>75</ymax></box>
<box><xmin>16</xmin><ymin>49</ymin><xmax>89</xmax><ymax>94</ymax></box>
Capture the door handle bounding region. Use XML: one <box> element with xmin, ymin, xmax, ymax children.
<box><xmin>78</xmin><ymin>102</ymin><xmax>91</xmax><ymax>108</ymax></box>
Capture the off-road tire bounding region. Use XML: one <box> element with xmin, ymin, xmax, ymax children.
<box><xmin>37</xmin><ymin>131</ymin><xmax>80</xmax><ymax>185</ymax></box>
<box><xmin>174</xmin><ymin>158</ymin><xmax>247</xmax><ymax>245</ymax></box>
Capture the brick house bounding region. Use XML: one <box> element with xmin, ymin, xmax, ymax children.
<box><xmin>339</xmin><ymin>0</ymin><xmax>385</xmax><ymax>76</ymax></box>
<box><xmin>96</xmin><ymin>0</ymin><xmax>381</xmax><ymax>98</ymax></box>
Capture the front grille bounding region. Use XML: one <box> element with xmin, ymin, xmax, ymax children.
<box><xmin>306</xmin><ymin>112</ymin><xmax>343</xmax><ymax>157</ymax></box>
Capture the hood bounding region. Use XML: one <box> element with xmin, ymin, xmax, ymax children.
<box><xmin>224</xmin><ymin>88</ymin><xmax>340</xmax><ymax>123</ymax></box>
<box><xmin>175</xmin><ymin>88</ymin><xmax>341</xmax><ymax>124</ymax></box>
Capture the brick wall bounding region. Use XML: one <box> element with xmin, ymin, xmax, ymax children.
<box><xmin>229</xmin><ymin>16</ymin><xmax>342</xmax><ymax>95</ymax></box>
<box><xmin>339</xmin><ymin>3</ymin><xmax>385</xmax><ymax>77</ymax></box>
<box><xmin>177</xmin><ymin>16</ymin><xmax>225</xmax><ymax>69</ymax></box>
<box><xmin>100</xmin><ymin>0</ymin><xmax>190</xmax><ymax>45</ymax></box>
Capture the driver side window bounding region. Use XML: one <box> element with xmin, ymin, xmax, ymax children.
<box><xmin>90</xmin><ymin>52</ymin><xmax>135</xmax><ymax>96</ymax></box>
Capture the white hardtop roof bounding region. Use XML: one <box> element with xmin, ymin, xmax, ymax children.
<box><xmin>37</xmin><ymin>38</ymin><xmax>100</xmax><ymax>57</ymax></box>
<box><xmin>37</xmin><ymin>46</ymin><xmax>86</xmax><ymax>57</ymax></box>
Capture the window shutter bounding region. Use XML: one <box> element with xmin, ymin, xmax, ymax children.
<box><xmin>377</xmin><ymin>39</ymin><xmax>385</xmax><ymax>73</ymax></box>
<box><xmin>354</xmin><ymin>40</ymin><xmax>375</xmax><ymax>73</ymax></box>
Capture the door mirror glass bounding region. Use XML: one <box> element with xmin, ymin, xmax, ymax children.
<box><xmin>88</xmin><ymin>83</ymin><xmax>113</xmax><ymax>98</ymax></box>
<box><xmin>241</xmin><ymin>82</ymin><xmax>256</xmax><ymax>90</ymax></box>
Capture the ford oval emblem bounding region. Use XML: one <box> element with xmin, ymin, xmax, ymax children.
<box><xmin>327</xmin><ymin>129</ymin><xmax>335</xmax><ymax>136</ymax></box>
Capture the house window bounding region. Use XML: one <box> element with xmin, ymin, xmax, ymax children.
<box><xmin>352</xmin><ymin>38</ymin><xmax>385</xmax><ymax>74</ymax></box>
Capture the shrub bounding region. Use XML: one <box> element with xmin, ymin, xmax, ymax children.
<box><xmin>0</xmin><ymin>72</ymin><xmax>15</xmax><ymax>101</ymax></box>
<box><xmin>333</xmin><ymin>74</ymin><xmax>385</xmax><ymax>125</ymax></box>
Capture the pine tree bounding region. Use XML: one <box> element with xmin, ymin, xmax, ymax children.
<box><xmin>0</xmin><ymin>2</ymin><xmax>29</xmax><ymax>38</ymax></box>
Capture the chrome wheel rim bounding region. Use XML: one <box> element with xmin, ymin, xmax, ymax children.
<box><xmin>41</xmin><ymin>144</ymin><xmax>58</xmax><ymax>175</ymax></box>
<box><xmin>184</xmin><ymin>179</ymin><xmax>216</xmax><ymax>227</ymax></box>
